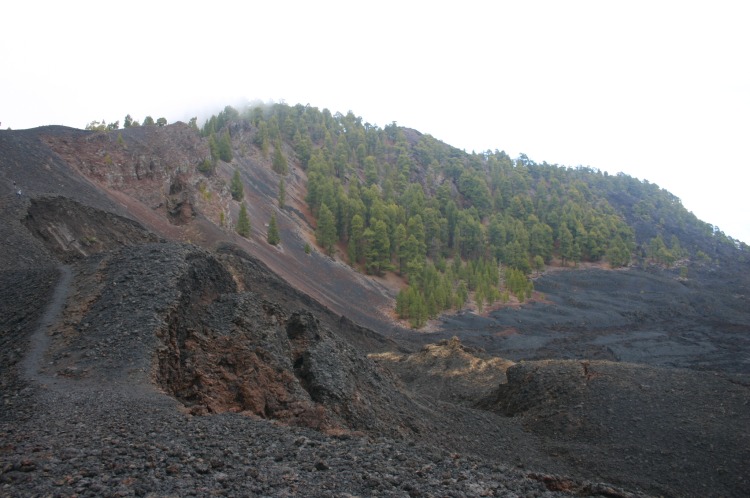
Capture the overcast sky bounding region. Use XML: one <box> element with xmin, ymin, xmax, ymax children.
<box><xmin>3</xmin><ymin>1</ymin><xmax>748</xmax><ymax>243</ymax></box>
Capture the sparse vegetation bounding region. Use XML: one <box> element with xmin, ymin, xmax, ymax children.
<box><xmin>218</xmin><ymin>130</ymin><xmax>232</xmax><ymax>162</ymax></box>
<box><xmin>197</xmin><ymin>158</ymin><xmax>215</xmax><ymax>175</ymax></box>
<box><xmin>278</xmin><ymin>178</ymin><xmax>286</xmax><ymax>208</ymax></box>
<box><xmin>236</xmin><ymin>203</ymin><xmax>250</xmax><ymax>237</ymax></box>
<box><xmin>272</xmin><ymin>140</ymin><xmax>288</xmax><ymax>174</ymax></box>
<box><xmin>267</xmin><ymin>213</ymin><xmax>280</xmax><ymax>245</ymax></box>
<box><xmin>85</xmin><ymin>120</ymin><xmax>107</xmax><ymax>132</ymax></box>
<box><xmin>230</xmin><ymin>169</ymin><xmax>243</xmax><ymax>201</ymax></box>
<box><xmin>198</xmin><ymin>182</ymin><xmax>212</xmax><ymax>201</ymax></box>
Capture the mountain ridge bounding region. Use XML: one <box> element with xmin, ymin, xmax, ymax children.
<box><xmin>1</xmin><ymin>106</ymin><xmax>749</xmax><ymax>497</ymax></box>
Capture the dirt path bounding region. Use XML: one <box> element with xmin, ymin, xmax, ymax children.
<box><xmin>21</xmin><ymin>265</ymin><xmax>72</xmax><ymax>384</ymax></box>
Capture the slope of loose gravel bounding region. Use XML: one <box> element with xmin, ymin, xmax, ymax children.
<box><xmin>0</xmin><ymin>244</ymin><xmax>635</xmax><ymax>498</ymax></box>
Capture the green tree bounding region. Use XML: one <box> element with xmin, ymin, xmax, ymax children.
<box><xmin>267</xmin><ymin>213</ymin><xmax>280</xmax><ymax>245</ymax></box>
<box><xmin>397</xmin><ymin>286</ymin><xmax>428</xmax><ymax>328</ymax></box>
<box><xmin>606</xmin><ymin>237</ymin><xmax>630</xmax><ymax>268</ymax></box>
<box><xmin>254</xmin><ymin>121</ymin><xmax>270</xmax><ymax>157</ymax></box>
<box><xmin>278</xmin><ymin>177</ymin><xmax>286</xmax><ymax>208</ymax></box>
<box><xmin>237</xmin><ymin>203</ymin><xmax>251</xmax><ymax>237</ymax></box>
<box><xmin>475</xmin><ymin>286</ymin><xmax>485</xmax><ymax>312</ymax></box>
<box><xmin>533</xmin><ymin>255</ymin><xmax>545</xmax><ymax>274</ymax></box>
<box><xmin>85</xmin><ymin>120</ymin><xmax>107</xmax><ymax>131</ymax></box>
<box><xmin>367</xmin><ymin>219</ymin><xmax>391</xmax><ymax>275</ymax></box>
<box><xmin>333</xmin><ymin>139</ymin><xmax>350</xmax><ymax>177</ymax></box>
<box><xmin>156</xmin><ymin>117</ymin><xmax>167</xmax><ymax>127</ymax></box>
<box><xmin>317</xmin><ymin>203</ymin><xmax>337</xmax><ymax>255</ymax></box>
<box><xmin>394</xmin><ymin>223</ymin><xmax>408</xmax><ymax>273</ymax></box>
<box><xmin>198</xmin><ymin>158</ymin><xmax>214</xmax><ymax>175</ymax></box>
<box><xmin>349</xmin><ymin>214</ymin><xmax>365</xmax><ymax>263</ymax></box>
<box><xmin>530</xmin><ymin>222</ymin><xmax>554</xmax><ymax>263</ymax></box>
<box><xmin>272</xmin><ymin>141</ymin><xmax>288</xmax><ymax>174</ymax></box>
<box><xmin>458</xmin><ymin>169</ymin><xmax>491</xmax><ymax>217</ymax></box>
<box><xmin>218</xmin><ymin>130</ymin><xmax>232</xmax><ymax>162</ymax></box>
<box><xmin>230</xmin><ymin>169</ymin><xmax>244</xmax><ymax>201</ymax></box>
<box><xmin>455</xmin><ymin>281</ymin><xmax>468</xmax><ymax>309</ymax></box>
<box><xmin>293</xmin><ymin>131</ymin><xmax>312</xmax><ymax>168</ymax></box>
<box><xmin>208</xmin><ymin>133</ymin><xmax>220</xmax><ymax>162</ymax></box>
<box><xmin>143</xmin><ymin>116</ymin><xmax>155</xmax><ymax>126</ymax></box>
<box><xmin>559</xmin><ymin>224</ymin><xmax>574</xmax><ymax>266</ymax></box>
<box><xmin>124</xmin><ymin>114</ymin><xmax>133</xmax><ymax>128</ymax></box>
<box><xmin>364</xmin><ymin>156</ymin><xmax>379</xmax><ymax>186</ymax></box>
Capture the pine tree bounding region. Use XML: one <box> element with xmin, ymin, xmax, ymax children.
<box><xmin>367</xmin><ymin>219</ymin><xmax>391</xmax><ymax>275</ymax></box>
<box><xmin>364</xmin><ymin>156</ymin><xmax>379</xmax><ymax>186</ymax></box>
<box><xmin>559</xmin><ymin>224</ymin><xmax>574</xmax><ymax>266</ymax></box>
<box><xmin>267</xmin><ymin>213</ymin><xmax>280</xmax><ymax>245</ymax></box>
<box><xmin>254</xmin><ymin>121</ymin><xmax>270</xmax><ymax>157</ymax></box>
<box><xmin>475</xmin><ymin>286</ymin><xmax>485</xmax><ymax>312</ymax></box>
<box><xmin>409</xmin><ymin>288</ymin><xmax>428</xmax><ymax>328</ymax></box>
<box><xmin>396</xmin><ymin>287</ymin><xmax>409</xmax><ymax>319</ymax></box>
<box><xmin>394</xmin><ymin>224</ymin><xmax>407</xmax><ymax>273</ymax></box>
<box><xmin>316</xmin><ymin>203</ymin><xmax>337</xmax><ymax>255</ymax></box>
<box><xmin>350</xmin><ymin>214</ymin><xmax>365</xmax><ymax>263</ymax></box>
<box><xmin>278</xmin><ymin>178</ymin><xmax>286</xmax><ymax>208</ymax></box>
<box><xmin>272</xmin><ymin>141</ymin><xmax>288</xmax><ymax>174</ymax></box>
<box><xmin>533</xmin><ymin>255</ymin><xmax>545</xmax><ymax>273</ymax></box>
<box><xmin>293</xmin><ymin>130</ymin><xmax>312</xmax><ymax>169</ymax></box>
<box><xmin>456</xmin><ymin>281</ymin><xmax>468</xmax><ymax>309</ymax></box>
<box><xmin>218</xmin><ymin>130</ymin><xmax>233</xmax><ymax>162</ymax></box>
<box><xmin>237</xmin><ymin>203</ymin><xmax>251</xmax><ymax>237</ymax></box>
<box><xmin>230</xmin><ymin>169</ymin><xmax>244</xmax><ymax>201</ymax></box>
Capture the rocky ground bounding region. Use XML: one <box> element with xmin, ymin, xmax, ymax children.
<box><xmin>2</xmin><ymin>125</ymin><xmax>749</xmax><ymax>497</ymax></box>
<box><xmin>433</xmin><ymin>265</ymin><xmax>750</xmax><ymax>375</ymax></box>
<box><xmin>1</xmin><ymin>244</ymin><xmax>634</xmax><ymax>498</ymax></box>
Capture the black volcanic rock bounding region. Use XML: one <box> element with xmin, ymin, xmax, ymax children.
<box><xmin>2</xmin><ymin>123</ymin><xmax>749</xmax><ymax>497</ymax></box>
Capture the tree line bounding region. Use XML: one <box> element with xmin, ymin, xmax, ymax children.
<box><xmin>196</xmin><ymin>102</ymin><xmax>748</xmax><ymax>327</ymax></box>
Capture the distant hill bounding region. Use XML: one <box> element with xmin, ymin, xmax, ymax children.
<box><xmin>198</xmin><ymin>103</ymin><xmax>748</xmax><ymax>327</ymax></box>
<box><xmin>2</xmin><ymin>104</ymin><xmax>749</xmax><ymax>497</ymax></box>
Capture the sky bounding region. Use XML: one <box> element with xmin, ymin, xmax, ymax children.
<box><xmin>2</xmin><ymin>1</ymin><xmax>749</xmax><ymax>243</ymax></box>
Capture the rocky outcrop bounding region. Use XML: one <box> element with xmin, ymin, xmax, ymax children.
<box><xmin>371</xmin><ymin>336</ymin><xmax>514</xmax><ymax>406</ymax></box>
<box><xmin>42</xmin><ymin>123</ymin><xmax>207</xmax><ymax>200</ymax></box>
<box><xmin>479</xmin><ymin>360</ymin><xmax>750</xmax><ymax>497</ymax></box>
<box><xmin>22</xmin><ymin>196</ymin><xmax>160</xmax><ymax>262</ymax></box>
<box><xmin>151</xmin><ymin>244</ymin><xmax>438</xmax><ymax>437</ymax></box>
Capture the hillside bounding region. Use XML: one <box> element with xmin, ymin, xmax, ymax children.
<box><xmin>201</xmin><ymin>103</ymin><xmax>748</xmax><ymax>329</ymax></box>
<box><xmin>1</xmin><ymin>105</ymin><xmax>749</xmax><ymax>497</ymax></box>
